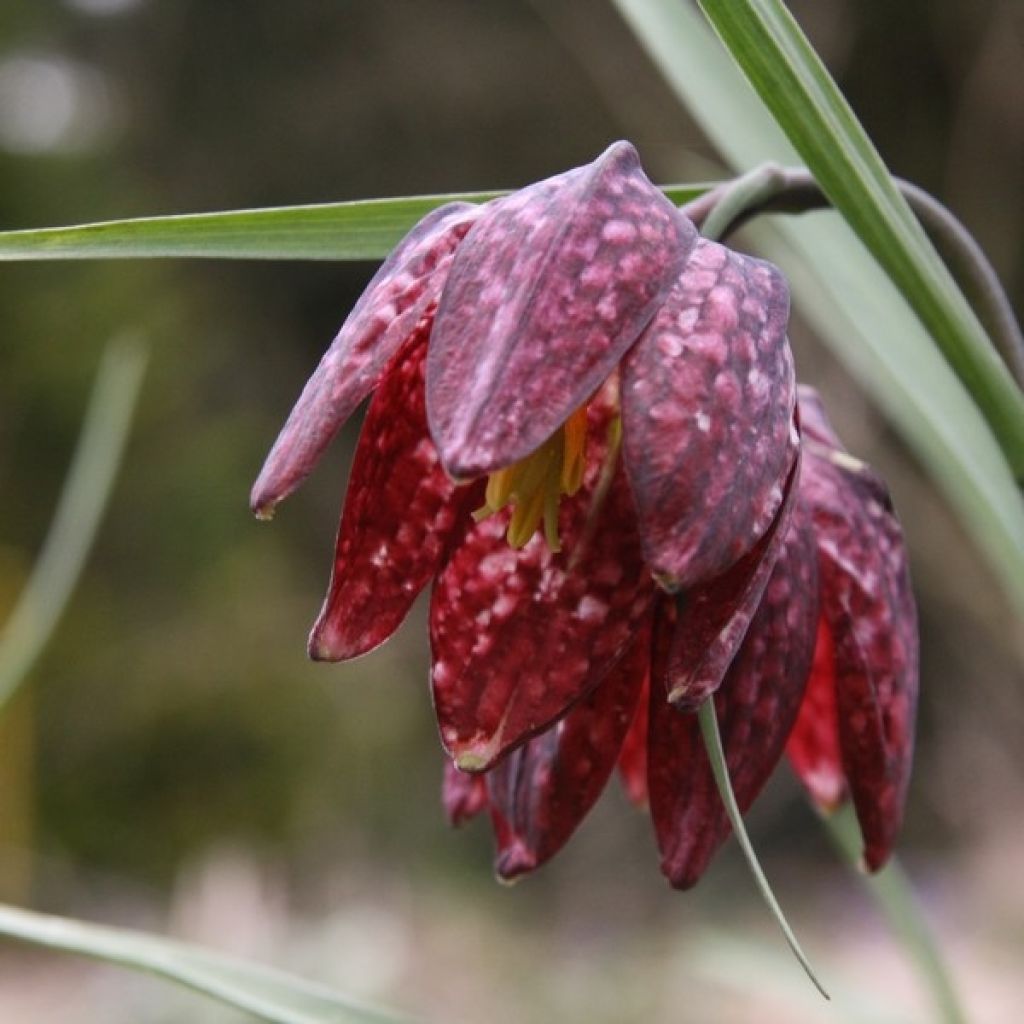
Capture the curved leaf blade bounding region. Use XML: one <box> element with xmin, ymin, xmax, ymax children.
<box><xmin>0</xmin><ymin>903</ymin><xmax>413</xmax><ymax>1024</ymax></box>
<box><xmin>0</xmin><ymin>337</ymin><xmax>147</xmax><ymax>710</ymax></box>
<box><xmin>695</xmin><ymin>0</ymin><xmax>1024</xmax><ymax>476</ymax></box>
<box><xmin>612</xmin><ymin>0</ymin><xmax>1024</xmax><ymax>617</ymax></box>
<box><xmin>0</xmin><ymin>186</ymin><xmax>708</xmax><ymax>263</ymax></box>
<box><xmin>697</xmin><ymin>700</ymin><xmax>828</xmax><ymax>999</ymax></box>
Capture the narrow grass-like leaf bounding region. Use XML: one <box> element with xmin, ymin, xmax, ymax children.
<box><xmin>688</xmin><ymin>930</ymin><xmax>908</xmax><ymax>1022</ymax></box>
<box><xmin>0</xmin><ymin>337</ymin><xmax>147</xmax><ymax>710</ymax></box>
<box><xmin>697</xmin><ymin>700</ymin><xmax>829</xmax><ymax>999</ymax></box>
<box><xmin>0</xmin><ymin>903</ymin><xmax>412</xmax><ymax>1024</ymax></box>
<box><xmin>696</xmin><ymin>0</ymin><xmax>1024</xmax><ymax>476</ymax></box>
<box><xmin>612</xmin><ymin>0</ymin><xmax>1024</xmax><ymax>618</ymax></box>
<box><xmin>0</xmin><ymin>186</ymin><xmax>707</xmax><ymax>263</ymax></box>
<box><xmin>822</xmin><ymin>806</ymin><xmax>966</xmax><ymax>1024</ymax></box>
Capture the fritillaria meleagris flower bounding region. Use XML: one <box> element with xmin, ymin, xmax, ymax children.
<box><xmin>252</xmin><ymin>141</ymin><xmax>916</xmax><ymax>888</ymax></box>
<box><xmin>587</xmin><ymin>387</ymin><xmax>919</xmax><ymax>886</ymax></box>
<box><xmin>784</xmin><ymin>386</ymin><xmax>919</xmax><ymax>872</ymax></box>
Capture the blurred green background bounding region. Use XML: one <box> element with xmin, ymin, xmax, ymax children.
<box><xmin>0</xmin><ymin>1</ymin><xmax>1022</xmax><ymax>1021</ymax></box>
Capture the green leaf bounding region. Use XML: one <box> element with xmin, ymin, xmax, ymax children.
<box><xmin>0</xmin><ymin>337</ymin><xmax>147</xmax><ymax>710</ymax></box>
<box><xmin>697</xmin><ymin>700</ymin><xmax>828</xmax><ymax>999</ymax></box>
<box><xmin>821</xmin><ymin>807</ymin><xmax>966</xmax><ymax>1024</ymax></box>
<box><xmin>0</xmin><ymin>903</ymin><xmax>413</xmax><ymax>1024</ymax></box>
<box><xmin>612</xmin><ymin>0</ymin><xmax>1024</xmax><ymax>618</ymax></box>
<box><xmin>694</xmin><ymin>0</ymin><xmax>1024</xmax><ymax>476</ymax></box>
<box><xmin>0</xmin><ymin>185</ymin><xmax>708</xmax><ymax>263</ymax></box>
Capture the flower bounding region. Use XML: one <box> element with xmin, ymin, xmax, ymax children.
<box><xmin>445</xmin><ymin>390</ymin><xmax>917</xmax><ymax>886</ymax></box>
<box><xmin>784</xmin><ymin>386</ymin><xmax>919</xmax><ymax>872</ymax></box>
<box><xmin>252</xmin><ymin>141</ymin><xmax>916</xmax><ymax>888</ymax></box>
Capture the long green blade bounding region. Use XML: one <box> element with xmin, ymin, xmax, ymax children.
<box><xmin>696</xmin><ymin>0</ymin><xmax>1024</xmax><ymax>476</ymax></box>
<box><xmin>0</xmin><ymin>337</ymin><xmax>147</xmax><ymax>710</ymax></box>
<box><xmin>0</xmin><ymin>185</ymin><xmax>707</xmax><ymax>262</ymax></box>
<box><xmin>697</xmin><ymin>700</ymin><xmax>828</xmax><ymax>999</ymax></box>
<box><xmin>822</xmin><ymin>806</ymin><xmax>966</xmax><ymax>1023</ymax></box>
<box><xmin>0</xmin><ymin>903</ymin><xmax>412</xmax><ymax>1024</ymax></box>
<box><xmin>612</xmin><ymin>0</ymin><xmax>1024</xmax><ymax>617</ymax></box>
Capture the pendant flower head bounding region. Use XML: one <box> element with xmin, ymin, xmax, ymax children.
<box><xmin>785</xmin><ymin>387</ymin><xmax>919</xmax><ymax>872</ymax></box>
<box><xmin>252</xmin><ymin>142</ymin><xmax>917</xmax><ymax>888</ymax></box>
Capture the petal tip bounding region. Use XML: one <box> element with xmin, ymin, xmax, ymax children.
<box><xmin>252</xmin><ymin>502</ymin><xmax>276</xmax><ymax>522</ymax></box>
<box><xmin>307</xmin><ymin>636</ymin><xmax>339</xmax><ymax>663</ymax></box>
<box><xmin>599</xmin><ymin>138</ymin><xmax>641</xmax><ymax>169</ymax></box>
<box><xmin>652</xmin><ymin>570</ymin><xmax>682</xmax><ymax>594</ymax></box>
<box><xmin>249</xmin><ymin>477</ymin><xmax>279</xmax><ymax>520</ymax></box>
<box><xmin>861</xmin><ymin>846</ymin><xmax>891</xmax><ymax>874</ymax></box>
<box><xmin>495</xmin><ymin>839</ymin><xmax>538</xmax><ymax>882</ymax></box>
<box><xmin>660</xmin><ymin>858</ymin><xmax>701</xmax><ymax>892</ymax></box>
<box><xmin>454</xmin><ymin>750</ymin><xmax>491</xmax><ymax>773</ymax></box>
<box><xmin>307</xmin><ymin>620</ymin><xmax>366</xmax><ymax>663</ymax></box>
<box><xmin>666</xmin><ymin>685</ymin><xmax>701</xmax><ymax>713</ymax></box>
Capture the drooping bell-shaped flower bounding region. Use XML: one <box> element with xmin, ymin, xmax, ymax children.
<box><xmin>253</xmin><ymin>140</ymin><xmax>797</xmax><ymax>770</ymax></box>
<box><xmin>251</xmin><ymin>141</ymin><xmax>915</xmax><ymax>889</ymax></box>
<box><xmin>786</xmin><ymin>387</ymin><xmax>919</xmax><ymax>871</ymax></box>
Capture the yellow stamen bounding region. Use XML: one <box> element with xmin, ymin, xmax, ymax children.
<box><xmin>542</xmin><ymin>489</ymin><xmax>562</xmax><ymax>553</ymax></box>
<box><xmin>474</xmin><ymin>402</ymin><xmax>593</xmax><ymax>551</ymax></box>
<box><xmin>485</xmin><ymin>467</ymin><xmax>515</xmax><ymax>511</ymax></box>
<box><xmin>561</xmin><ymin>405</ymin><xmax>589</xmax><ymax>495</ymax></box>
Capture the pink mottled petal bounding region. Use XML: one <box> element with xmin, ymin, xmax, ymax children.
<box><xmin>487</xmin><ymin>620</ymin><xmax>650</xmax><ymax>880</ymax></box>
<box><xmin>664</xmin><ymin>451</ymin><xmax>800</xmax><ymax>711</ymax></box>
<box><xmin>442</xmin><ymin>760</ymin><xmax>488</xmax><ymax>827</ymax></box>
<box><xmin>617</xmin><ymin>673</ymin><xmax>650</xmax><ymax>809</ymax></box>
<box><xmin>802</xmin><ymin>434</ymin><xmax>918</xmax><ymax>872</ymax></box>
<box><xmin>427</xmin><ymin>141</ymin><xmax>695</xmax><ymax>478</ymax></box>
<box><xmin>785</xmin><ymin>616</ymin><xmax>846</xmax><ymax>810</ymax></box>
<box><xmin>650</xmin><ymin>506</ymin><xmax>819</xmax><ymax>889</ymax></box>
<box><xmin>251</xmin><ymin>202</ymin><xmax>480</xmax><ymax>516</ymax></box>
<box><xmin>430</xmin><ymin>403</ymin><xmax>656</xmax><ymax>771</ymax></box>
<box><xmin>621</xmin><ymin>237</ymin><xmax>795</xmax><ymax>591</ymax></box>
<box><xmin>308</xmin><ymin>322</ymin><xmax>482</xmax><ymax>661</ymax></box>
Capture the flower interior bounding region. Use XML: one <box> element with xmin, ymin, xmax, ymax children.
<box><xmin>474</xmin><ymin>404</ymin><xmax>590</xmax><ymax>552</ymax></box>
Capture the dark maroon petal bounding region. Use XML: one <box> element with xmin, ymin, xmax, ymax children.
<box><xmin>487</xmin><ymin>620</ymin><xmax>650</xmax><ymax>880</ymax></box>
<box><xmin>251</xmin><ymin>202</ymin><xmax>480</xmax><ymax>516</ymax></box>
<box><xmin>617</xmin><ymin>673</ymin><xmax>650</xmax><ymax>809</ymax></box>
<box><xmin>621</xmin><ymin>237</ymin><xmax>796</xmax><ymax>592</ymax></box>
<box><xmin>785</xmin><ymin>616</ymin><xmax>846</xmax><ymax>810</ymax></box>
<box><xmin>442</xmin><ymin>760</ymin><xmax>489</xmax><ymax>826</ymax></box>
<box><xmin>308</xmin><ymin>322</ymin><xmax>482</xmax><ymax>661</ymax></box>
<box><xmin>430</xmin><ymin>401</ymin><xmax>656</xmax><ymax>771</ymax></box>
<box><xmin>802</xmin><ymin>441</ymin><xmax>918</xmax><ymax>872</ymax></box>
<box><xmin>649</xmin><ymin>506</ymin><xmax>819</xmax><ymax>890</ymax></box>
<box><xmin>663</xmin><ymin>450</ymin><xmax>800</xmax><ymax>711</ymax></box>
<box><xmin>427</xmin><ymin>141</ymin><xmax>695</xmax><ymax>479</ymax></box>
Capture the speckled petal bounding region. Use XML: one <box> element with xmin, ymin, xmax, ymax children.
<box><xmin>308</xmin><ymin>321</ymin><xmax>482</xmax><ymax>662</ymax></box>
<box><xmin>649</xmin><ymin>506</ymin><xmax>818</xmax><ymax>890</ymax></box>
<box><xmin>617</xmin><ymin>673</ymin><xmax>650</xmax><ymax>809</ymax></box>
<box><xmin>251</xmin><ymin>202</ymin><xmax>480</xmax><ymax>516</ymax></box>
<box><xmin>785</xmin><ymin>616</ymin><xmax>846</xmax><ymax>810</ymax></box>
<box><xmin>427</xmin><ymin>141</ymin><xmax>695</xmax><ymax>479</ymax></box>
<box><xmin>442</xmin><ymin>760</ymin><xmax>489</xmax><ymax>827</ymax></box>
<box><xmin>487</xmin><ymin>620</ymin><xmax>650</xmax><ymax>880</ymax></box>
<box><xmin>430</xmin><ymin>402</ymin><xmax>656</xmax><ymax>771</ymax></box>
<box><xmin>801</xmin><ymin>421</ymin><xmax>918</xmax><ymax>872</ymax></box>
<box><xmin>663</xmin><ymin>451</ymin><xmax>800</xmax><ymax>711</ymax></box>
<box><xmin>621</xmin><ymin>238</ymin><xmax>795</xmax><ymax>591</ymax></box>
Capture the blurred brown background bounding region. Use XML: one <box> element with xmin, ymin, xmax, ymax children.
<box><xmin>0</xmin><ymin>1</ymin><xmax>1021</xmax><ymax>1021</ymax></box>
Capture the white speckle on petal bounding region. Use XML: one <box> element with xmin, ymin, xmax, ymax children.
<box><xmin>575</xmin><ymin>595</ymin><xmax>608</xmax><ymax>624</ymax></box>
